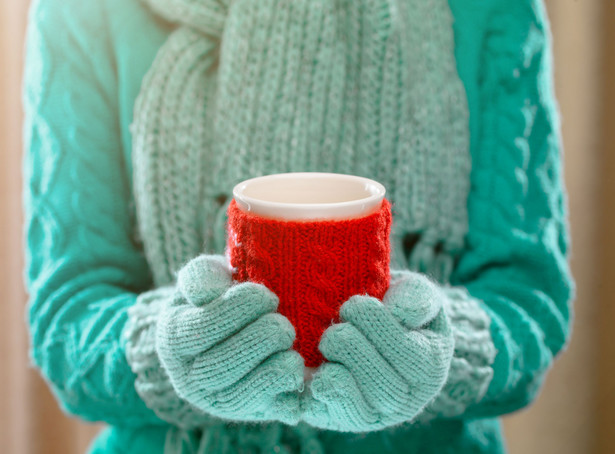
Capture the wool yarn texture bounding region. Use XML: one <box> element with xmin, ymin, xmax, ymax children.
<box><xmin>127</xmin><ymin>254</ymin><xmax>305</xmax><ymax>426</ymax></box>
<box><xmin>23</xmin><ymin>0</ymin><xmax>575</xmax><ymax>452</ymax></box>
<box><xmin>302</xmin><ymin>279</ymin><xmax>454</xmax><ymax>432</ymax></box>
<box><xmin>127</xmin><ymin>0</ymin><xmax>486</xmax><ymax>447</ymax></box>
<box><xmin>227</xmin><ymin>199</ymin><xmax>392</xmax><ymax>367</ymax></box>
<box><xmin>132</xmin><ymin>0</ymin><xmax>471</xmax><ymax>287</ymax></box>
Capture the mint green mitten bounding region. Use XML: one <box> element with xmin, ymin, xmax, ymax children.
<box><xmin>302</xmin><ymin>270</ymin><xmax>495</xmax><ymax>432</ymax></box>
<box><xmin>125</xmin><ymin>255</ymin><xmax>304</xmax><ymax>427</ymax></box>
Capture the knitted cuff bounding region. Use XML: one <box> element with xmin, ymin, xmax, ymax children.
<box><xmin>227</xmin><ymin>199</ymin><xmax>392</xmax><ymax>367</ymax></box>
<box><xmin>420</xmin><ymin>287</ymin><xmax>496</xmax><ymax>420</ymax></box>
<box><xmin>124</xmin><ymin>287</ymin><xmax>214</xmax><ymax>429</ymax></box>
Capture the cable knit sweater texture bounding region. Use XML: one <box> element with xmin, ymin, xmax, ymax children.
<box><xmin>22</xmin><ymin>0</ymin><xmax>574</xmax><ymax>453</ymax></box>
<box><xmin>227</xmin><ymin>199</ymin><xmax>393</xmax><ymax>367</ymax></box>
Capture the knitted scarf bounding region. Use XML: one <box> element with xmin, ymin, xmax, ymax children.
<box><xmin>132</xmin><ymin>0</ymin><xmax>472</xmax><ymax>293</ymax></box>
<box><xmin>131</xmin><ymin>1</ymin><xmax>474</xmax><ymax>451</ymax></box>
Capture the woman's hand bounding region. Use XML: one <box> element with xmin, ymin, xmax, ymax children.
<box><xmin>156</xmin><ymin>255</ymin><xmax>304</xmax><ymax>424</ymax></box>
<box><xmin>301</xmin><ymin>271</ymin><xmax>454</xmax><ymax>432</ymax></box>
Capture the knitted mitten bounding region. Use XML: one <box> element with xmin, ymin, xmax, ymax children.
<box><xmin>125</xmin><ymin>286</ymin><xmax>213</xmax><ymax>429</ymax></box>
<box><xmin>419</xmin><ymin>287</ymin><xmax>496</xmax><ymax>420</ymax></box>
<box><xmin>125</xmin><ymin>255</ymin><xmax>304</xmax><ymax>426</ymax></box>
<box><xmin>388</xmin><ymin>270</ymin><xmax>496</xmax><ymax>421</ymax></box>
<box><xmin>301</xmin><ymin>270</ymin><xmax>495</xmax><ymax>432</ymax></box>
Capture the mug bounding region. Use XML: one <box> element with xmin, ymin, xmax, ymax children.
<box><xmin>227</xmin><ymin>172</ymin><xmax>392</xmax><ymax>367</ymax></box>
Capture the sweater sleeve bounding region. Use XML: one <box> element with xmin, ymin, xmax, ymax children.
<box><xmin>23</xmin><ymin>0</ymin><xmax>164</xmax><ymax>426</ymax></box>
<box><xmin>445</xmin><ymin>0</ymin><xmax>574</xmax><ymax>417</ymax></box>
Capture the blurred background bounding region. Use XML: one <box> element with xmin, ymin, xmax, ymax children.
<box><xmin>1</xmin><ymin>0</ymin><xmax>613</xmax><ymax>453</ymax></box>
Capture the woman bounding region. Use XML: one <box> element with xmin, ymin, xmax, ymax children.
<box><xmin>23</xmin><ymin>0</ymin><xmax>574</xmax><ymax>452</ymax></box>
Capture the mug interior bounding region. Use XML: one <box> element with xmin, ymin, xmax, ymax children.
<box><xmin>232</xmin><ymin>173</ymin><xmax>386</xmax><ymax>220</ymax></box>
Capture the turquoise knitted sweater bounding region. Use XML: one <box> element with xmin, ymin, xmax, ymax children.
<box><xmin>23</xmin><ymin>0</ymin><xmax>574</xmax><ymax>453</ymax></box>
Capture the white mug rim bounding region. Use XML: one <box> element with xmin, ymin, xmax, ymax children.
<box><xmin>232</xmin><ymin>172</ymin><xmax>386</xmax><ymax>220</ymax></box>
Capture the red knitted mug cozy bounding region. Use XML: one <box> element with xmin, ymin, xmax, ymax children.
<box><xmin>227</xmin><ymin>199</ymin><xmax>392</xmax><ymax>367</ymax></box>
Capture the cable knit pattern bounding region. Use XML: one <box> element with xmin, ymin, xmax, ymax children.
<box><xmin>22</xmin><ymin>0</ymin><xmax>574</xmax><ymax>453</ymax></box>
<box><xmin>124</xmin><ymin>287</ymin><xmax>214</xmax><ymax>429</ymax></box>
<box><xmin>422</xmin><ymin>287</ymin><xmax>496</xmax><ymax>419</ymax></box>
<box><xmin>228</xmin><ymin>199</ymin><xmax>392</xmax><ymax>366</ymax></box>
<box><xmin>23</xmin><ymin>0</ymin><xmax>162</xmax><ymax>427</ymax></box>
<box><xmin>447</xmin><ymin>0</ymin><xmax>574</xmax><ymax>417</ymax></box>
<box><xmin>161</xmin><ymin>422</ymin><xmax>326</xmax><ymax>454</ymax></box>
